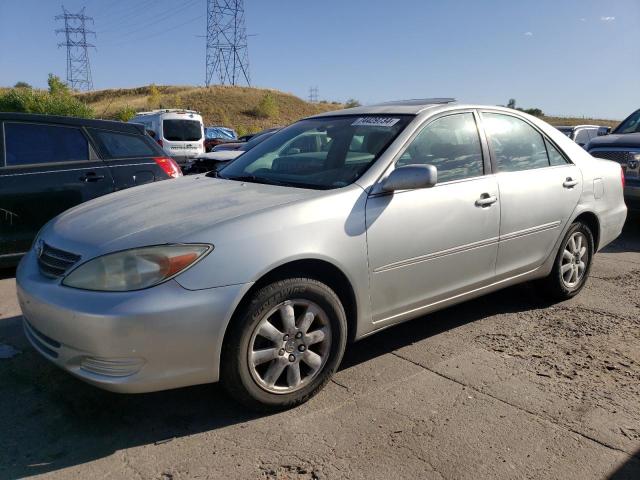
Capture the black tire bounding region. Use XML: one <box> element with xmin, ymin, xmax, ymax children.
<box><xmin>221</xmin><ymin>277</ymin><xmax>347</xmax><ymax>411</ymax></box>
<box><xmin>537</xmin><ymin>221</ymin><xmax>594</xmax><ymax>301</ymax></box>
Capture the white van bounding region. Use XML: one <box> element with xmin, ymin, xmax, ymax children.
<box><xmin>131</xmin><ymin>109</ymin><xmax>205</xmax><ymax>166</ymax></box>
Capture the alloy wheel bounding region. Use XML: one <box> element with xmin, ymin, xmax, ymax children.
<box><xmin>248</xmin><ymin>299</ymin><xmax>332</xmax><ymax>394</ymax></box>
<box><xmin>561</xmin><ymin>231</ymin><xmax>588</xmax><ymax>288</ymax></box>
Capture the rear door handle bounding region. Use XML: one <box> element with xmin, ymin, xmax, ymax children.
<box><xmin>563</xmin><ymin>177</ymin><xmax>578</xmax><ymax>188</ymax></box>
<box><xmin>475</xmin><ymin>193</ymin><xmax>498</xmax><ymax>207</ymax></box>
<box><xmin>80</xmin><ymin>172</ymin><xmax>105</xmax><ymax>182</ymax></box>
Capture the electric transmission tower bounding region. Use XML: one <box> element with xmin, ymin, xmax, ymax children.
<box><xmin>55</xmin><ymin>6</ymin><xmax>95</xmax><ymax>91</ymax></box>
<box><xmin>205</xmin><ymin>0</ymin><xmax>251</xmax><ymax>87</ymax></box>
<box><xmin>308</xmin><ymin>86</ymin><xmax>319</xmax><ymax>103</ymax></box>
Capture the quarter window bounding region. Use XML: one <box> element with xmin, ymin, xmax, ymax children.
<box><xmin>4</xmin><ymin>123</ymin><xmax>88</xmax><ymax>167</ymax></box>
<box><xmin>545</xmin><ymin>139</ymin><xmax>568</xmax><ymax>166</ymax></box>
<box><xmin>89</xmin><ymin>129</ymin><xmax>157</xmax><ymax>158</ymax></box>
<box><xmin>397</xmin><ymin>113</ymin><xmax>484</xmax><ymax>182</ymax></box>
<box><xmin>482</xmin><ymin>113</ymin><xmax>549</xmax><ymax>172</ymax></box>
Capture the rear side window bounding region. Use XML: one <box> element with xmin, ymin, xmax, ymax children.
<box><xmin>162</xmin><ymin>120</ymin><xmax>202</xmax><ymax>141</ymax></box>
<box><xmin>4</xmin><ymin>122</ymin><xmax>88</xmax><ymax>167</ymax></box>
<box><xmin>397</xmin><ymin>112</ymin><xmax>484</xmax><ymax>182</ymax></box>
<box><xmin>482</xmin><ymin>113</ymin><xmax>549</xmax><ymax>172</ymax></box>
<box><xmin>89</xmin><ymin>129</ymin><xmax>157</xmax><ymax>158</ymax></box>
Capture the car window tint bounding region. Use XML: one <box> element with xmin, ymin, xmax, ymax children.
<box><xmin>574</xmin><ymin>129</ymin><xmax>590</xmax><ymax>146</ymax></box>
<box><xmin>483</xmin><ymin>113</ymin><xmax>549</xmax><ymax>172</ymax></box>
<box><xmin>89</xmin><ymin>129</ymin><xmax>156</xmax><ymax>158</ymax></box>
<box><xmin>4</xmin><ymin>122</ymin><xmax>88</xmax><ymax>167</ymax></box>
<box><xmin>397</xmin><ymin>113</ymin><xmax>483</xmax><ymax>182</ymax></box>
<box><xmin>162</xmin><ymin>120</ymin><xmax>202</xmax><ymax>141</ymax></box>
<box><xmin>545</xmin><ymin>139</ymin><xmax>568</xmax><ymax>166</ymax></box>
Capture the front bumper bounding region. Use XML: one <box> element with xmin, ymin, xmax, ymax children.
<box><xmin>16</xmin><ymin>250</ymin><xmax>249</xmax><ymax>393</ymax></box>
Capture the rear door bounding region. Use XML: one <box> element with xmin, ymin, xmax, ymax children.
<box><xmin>86</xmin><ymin>127</ymin><xmax>168</xmax><ymax>189</ymax></box>
<box><xmin>480</xmin><ymin>111</ymin><xmax>581</xmax><ymax>278</ymax></box>
<box><xmin>0</xmin><ymin>121</ymin><xmax>114</xmax><ymax>258</ymax></box>
<box><xmin>161</xmin><ymin>117</ymin><xmax>204</xmax><ymax>165</ymax></box>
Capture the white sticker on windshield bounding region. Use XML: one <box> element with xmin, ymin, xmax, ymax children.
<box><xmin>351</xmin><ymin>117</ymin><xmax>401</xmax><ymax>127</ymax></box>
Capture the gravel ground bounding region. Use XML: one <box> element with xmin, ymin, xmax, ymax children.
<box><xmin>0</xmin><ymin>214</ymin><xmax>638</xmax><ymax>480</ymax></box>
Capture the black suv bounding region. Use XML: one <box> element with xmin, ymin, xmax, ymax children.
<box><xmin>587</xmin><ymin>109</ymin><xmax>640</xmax><ymax>210</ymax></box>
<box><xmin>0</xmin><ymin>113</ymin><xmax>181</xmax><ymax>267</ymax></box>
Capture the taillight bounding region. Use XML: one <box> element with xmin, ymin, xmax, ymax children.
<box><xmin>621</xmin><ymin>167</ymin><xmax>625</xmax><ymax>188</ymax></box>
<box><xmin>154</xmin><ymin>157</ymin><xmax>182</xmax><ymax>179</ymax></box>
<box><xmin>157</xmin><ymin>139</ymin><xmax>163</xmax><ymax>147</ymax></box>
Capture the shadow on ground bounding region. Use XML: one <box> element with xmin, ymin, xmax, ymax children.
<box><xmin>0</xmin><ymin>214</ymin><xmax>638</xmax><ymax>479</ymax></box>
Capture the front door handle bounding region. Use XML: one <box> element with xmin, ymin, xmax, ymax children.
<box><xmin>563</xmin><ymin>177</ymin><xmax>578</xmax><ymax>188</ymax></box>
<box><xmin>475</xmin><ymin>193</ymin><xmax>498</xmax><ymax>207</ymax></box>
<box><xmin>80</xmin><ymin>172</ymin><xmax>105</xmax><ymax>182</ymax></box>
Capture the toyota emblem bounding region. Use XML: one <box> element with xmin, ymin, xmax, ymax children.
<box><xmin>628</xmin><ymin>159</ymin><xmax>639</xmax><ymax>170</ymax></box>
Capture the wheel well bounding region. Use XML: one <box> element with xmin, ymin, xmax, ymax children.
<box><xmin>226</xmin><ymin>259</ymin><xmax>358</xmax><ymax>343</ymax></box>
<box><xmin>575</xmin><ymin>211</ymin><xmax>600</xmax><ymax>250</ymax></box>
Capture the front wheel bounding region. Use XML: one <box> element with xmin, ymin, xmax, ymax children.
<box><xmin>537</xmin><ymin>221</ymin><xmax>594</xmax><ymax>301</ymax></box>
<box><xmin>221</xmin><ymin>278</ymin><xmax>347</xmax><ymax>411</ymax></box>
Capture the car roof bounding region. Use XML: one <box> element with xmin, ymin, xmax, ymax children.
<box><xmin>0</xmin><ymin>112</ymin><xmax>145</xmax><ymax>134</ymax></box>
<box><xmin>308</xmin><ymin>98</ymin><xmax>457</xmax><ymax>117</ymax></box>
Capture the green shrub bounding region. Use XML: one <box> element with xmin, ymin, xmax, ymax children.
<box><xmin>0</xmin><ymin>88</ymin><xmax>94</xmax><ymax>118</ymax></box>
<box><xmin>114</xmin><ymin>105</ymin><xmax>137</xmax><ymax>122</ymax></box>
<box><xmin>147</xmin><ymin>84</ymin><xmax>161</xmax><ymax>109</ymax></box>
<box><xmin>253</xmin><ymin>92</ymin><xmax>279</xmax><ymax>119</ymax></box>
<box><xmin>14</xmin><ymin>81</ymin><xmax>32</xmax><ymax>89</ymax></box>
<box><xmin>48</xmin><ymin>74</ymin><xmax>70</xmax><ymax>95</ymax></box>
<box><xmin>345</xmin><ymin>98</ymin><xmax>361</xmax><ymax>108</ymax></box>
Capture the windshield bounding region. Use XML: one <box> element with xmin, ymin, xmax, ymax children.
<box><xmin>218</xmin><ymin>115</ymin><xmax>413</xmax><ymax>189</ymax></box>
<box><xmin>556</xmin><ymin>127</ymin><xmax>573</xmax><ymax>137</ymax></box>
<box><xmin>614</xmin><ymin>109</ymin><xmax>640</xmax><ymax>134</ymax></box>
<box><xmin>163</xmin><ymin>119</ymin><xmax>202</xmax><ymax>141</ymax></box>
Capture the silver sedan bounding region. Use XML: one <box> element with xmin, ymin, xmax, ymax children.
<box><xmin>16</xmin><ymin>99</ymin><xmax>627</xmax><ymax>410</ymax></box>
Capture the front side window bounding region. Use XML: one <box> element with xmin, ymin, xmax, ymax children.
<box><xmin>4</xmin><ymin>122</ymin><xmax>88</xmax><ymax>167</ymax></box>
<box><xmin>482</xmin><ymin>113</ymin><xmax>549</xmax><ymax>172</ymax></box>
<box><xmin>89</xmin><ymin>129</ymin><xmax>157</xmax><ymax>158</ymax></box>
<box><xmin>162</xmin><ymin>119</ymin><xmax>202</xmax><ymax>141</ymax></box>
<box><xmin>397</xmin><ymin>113</ymin><xmax>484</xmax><ymax>182</ymax></box>
<box><xmin>218</xmin><ymin>115</ymin><xmax>413</xmax><ymax>189</ymax></box>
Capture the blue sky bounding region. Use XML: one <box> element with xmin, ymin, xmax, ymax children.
<box><xmin>0</xmin><ymin>0</ymin><xmax>638</xmax><ymax>119</ymax></box>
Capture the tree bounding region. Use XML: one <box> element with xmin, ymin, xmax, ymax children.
<box><xmin>507</xmin><ymin>98</ymin><xmax>516</xmax><ymax>109</ymax></box>
<box><xmin>114</xmin><ymin>105</ymin><xmax>137</xmax><ymax>122</ymax></box>
<box><xmin>253</xmin><ymin>92</ymin><xmax>279</xmax><ymax>119</ymax></box>
<box><xmin>345</xmin><ymin>98</ymin><xmax>361</xmax><ymax>108</ymax></box>
<box><xmin>0</xmin><ymin>88</ymin><xmax>94</xmax><ymax>118</ymax></box>
<box><xmin>147</xmin><ymin>84</ymin><xmax>161</xmax><ymax>109</ymax></box>
<box><xmin>48</xmin><ymin>74</ymin><xmax>69</xmax><ymax>95</ymax></box>
<box><xmin>14</xmin><ymin>81</ymin><xmax>32</xmax><ymax>89</ymax></box>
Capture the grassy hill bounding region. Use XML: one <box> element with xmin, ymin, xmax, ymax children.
<box><xmin>77</xmin><ymin>85</ymin><xmax>344</xmax><ymax>136</ymax></box>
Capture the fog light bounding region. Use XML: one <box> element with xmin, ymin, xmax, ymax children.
<box><xmin>80</xmin><ymin>356</ymin><xmax>145</xmax><ymax>377</ymax></box>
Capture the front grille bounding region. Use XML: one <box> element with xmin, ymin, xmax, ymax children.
<box><xmin>590</xmin><ymin>150</ymin><xmax>633</xmax><ymax>164</ymax></box>
<box><xmin>37</xmin><ymin>242</ymin><xmax>81</xmax><ymax>278</ymax></box>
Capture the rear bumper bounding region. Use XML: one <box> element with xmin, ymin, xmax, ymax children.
<box><xmin>16</xmin><ymin>250</ymin><xmax>249</xmax><ymax>393</ymax></box>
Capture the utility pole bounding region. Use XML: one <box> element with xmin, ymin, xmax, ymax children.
<box><xmin>55</xmin><ymin>6</ymin><xmax>95</xmax><ymax>91</ymax></box>
<box><xmin>206</xmin><ymin>0</ymin><xmax>251</xmax><ymax>87</ymax></box>
<box><xmin>308</xmin><ymin>86</ymin><xmax>319</xmax><ymax>103</ymax></box>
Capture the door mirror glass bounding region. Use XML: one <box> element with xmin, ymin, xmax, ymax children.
<box><xmin>382</xmin><ymin>164</ymin><xmax>437</xmax><ymax>192</ymax></box>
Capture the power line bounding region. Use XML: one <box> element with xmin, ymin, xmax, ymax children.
<box><xmin>55</xmin><ymin>6</ymin><xmax>95</xmax><ymax>91</ymax></box>
<box><xmin>106</xmin><ymin>14</ymin><xmax>202</xmax><ymax>47</ymax></box>
<box><xmin>206</xmin><ymin>0</ymin><xmax>251</xmax><ymax>87</ymax></box>
<box><xmin>98</xmin><ymin>0</ymin><xmax>199</xmax><ymax>36</ymax></box>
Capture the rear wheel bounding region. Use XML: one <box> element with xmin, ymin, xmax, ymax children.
<box><xmin>221</xmin><ymin>277</ymin><xmax>347</xmax><ymax>411</ymax></box>
<box><xmin>537</xmin><ymin>221</ymin><xmax>594</xmax><ymax>301</ymax></box>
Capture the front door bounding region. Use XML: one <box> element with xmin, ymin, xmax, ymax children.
<box><xmin>480</xmin><ymin>112</ymin><xmax>582</xmax><ymax>278</ymax></box>
<box><xmin>366</xmin><ymin>112</ymin><xmax>500</xmax><ymax>325</ymax></box>
<box><xmin>0</xmin><ymin>121</ymin><xmax>114</xmax><ymax>258</ymax></box>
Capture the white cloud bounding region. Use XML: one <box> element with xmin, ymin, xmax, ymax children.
<box><xmin>600</xmin><ymin>16</ymin><xmax>615</xmax><ymax>22</ymax></box>
<box><xmin>524</xmin><ymin>31</ymin><xmax>533</xmax><ymax>36</ymax></box>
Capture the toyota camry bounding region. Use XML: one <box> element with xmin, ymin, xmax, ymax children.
<box><xmin>16</xmin><ymin>99</ymin><xmax>627</xmax><ymax>410</ymax></box>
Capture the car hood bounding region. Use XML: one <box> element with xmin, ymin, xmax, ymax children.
<box><xmin>588</xmin><ymin>133</ymin><xmax>640</xmax><ymax>150</ymax></box>
<box><xmin>43</xmin><ymin>176</ymin><xmax>321</xmax><ymax>257</ymax></box>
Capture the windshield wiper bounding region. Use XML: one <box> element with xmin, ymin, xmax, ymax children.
<box><xmin>220</xmin><ymin>174</ymin><xmax>289</xmax><ymax>186</ymax></box>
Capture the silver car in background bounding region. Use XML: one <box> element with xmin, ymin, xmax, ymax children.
<box><xmin>16</xmin><ymin>99</ymin><xmax>627</xmax><ymax>410</ymax></box>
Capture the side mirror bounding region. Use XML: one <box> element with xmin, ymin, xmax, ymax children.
<box><xmin>381</xmin><ymin>164</ymin><xmax>437</xmax><ymax>192</ymax></box>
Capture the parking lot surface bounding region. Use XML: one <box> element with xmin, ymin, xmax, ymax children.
<box><xmin>1</xmin><ymin>215</ymin><xmax>639</xmax><ymax>480</ymax></box>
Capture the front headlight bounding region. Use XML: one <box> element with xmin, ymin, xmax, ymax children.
<box><xmin>62</xmin><ymin>244</ymin><xmax>212</xmax><ymax>291</ymax></box>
